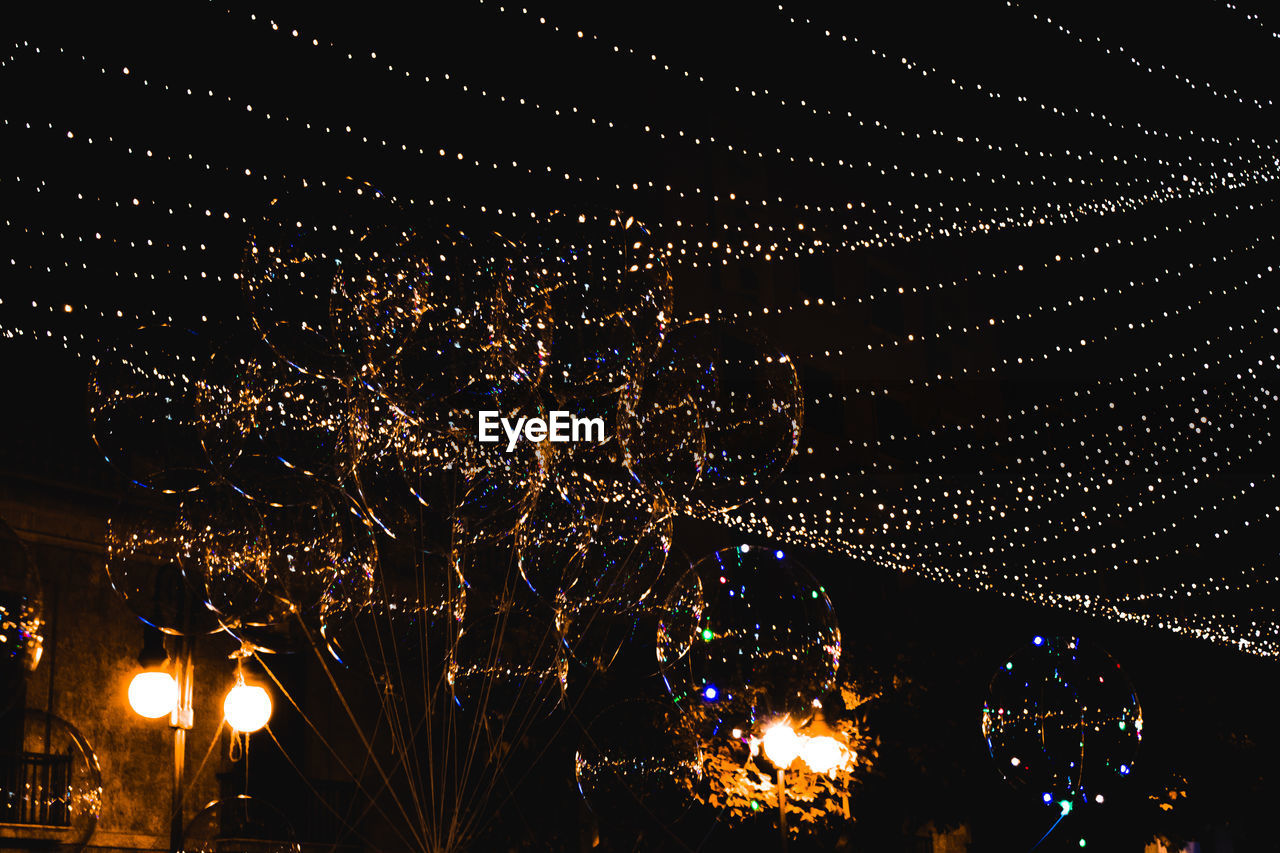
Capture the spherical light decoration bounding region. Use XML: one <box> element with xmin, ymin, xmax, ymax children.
<box><xmin>104</xmin><ymin>505</ymin><xmax>222</xmax><ymax>636</ymax></box>
<box><xmin>182</xmin><ymin>795</ymin><xmax>300</xmax><ymax>853</ymax></box>
<box><xmin>0</xmin><ymin>709</ymin><xmax>103</xmax><ymax>853</ymax></box>
<box><xmin>982</xmin><ymin>636</ymin><xmax>1143</xmax><ymax>805</ymax></box>
<box><xmin>0</xmin><ymin>516</ymin><xmax>45</xmax><ymax>679</ymax></box>
<box><xmin>128</xmin><ymin>670</ymin><xmax>178</xmax><ymax>719</ymax></box>
<box><xmin>87</xmin><ymin>325</ymin><xmax>213</xmax><ymax>493</ymax></box>
<box><xmin>625</xmin><ymin>319</ymin><xmax>802</xmax><ymax>512</ymax></box>
<box><xmin>224</xmin><ymin>682</ymin><xmax>273</xmax><ymax>733</ymax></box>
<box><xmin>657</xmin><ymin>545</ymin><xmax>840</xmax><ymax>727</ymax></box>
<box><xmin>575</xmin><ymin>699</ymin><xmax>701</xmax><ymax>835</ymax></box>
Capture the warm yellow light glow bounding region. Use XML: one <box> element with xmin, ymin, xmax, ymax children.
<box><xmin>761</xmin><ymin>722</ymin><xmax>802</xmax><ymax>769</ymax></box>
<box><xmin>223</xmin><ymin>683</ymin><xmax>272</xmax><ymax>733</ymax></box>
<box><xmin>128</xmin><ymin>670</ymin><xmax>177</xmax><ymax>719</ymax></box>
<box><xmin>801</xmin><ymin>735</ymin><xmax>851</xmax><ymax>775</ymax></box>
<box><xmin>758</xmin><ymin>719</ymin><xmax>855</xmax><ymax>775</ymax></box>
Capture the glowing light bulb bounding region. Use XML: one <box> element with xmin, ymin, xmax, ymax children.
<box><xmin>128</xmin><ymin>670</ymin><xmax>177</xmax><ymax>719</ymax></box>
<box><xmin>223</xmin><ymin>682</ymin><xmax>272</xmax><ymax>732</ymax></box>
<box><xmin>761</xmin><ymin>722</ymin><xmax>801</xmax><ymax>769</ymax></box>
<box><xmin>800</xmin><ymin>735</ymin><xmax>848</xmax><ymax>775</ymax></box>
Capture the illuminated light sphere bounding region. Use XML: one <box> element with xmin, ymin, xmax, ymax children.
<box><xmin>658</xmin><ymin>545</ymin><xmax>839</xmax><ymax>726</ymax></box>
<box><xmin>983</xmin><ymin>636</ymin><xmax>1142</xmax><ymax>805</ymax></box>
<box><xmin>223</xmin><ymin>682</ymin><xmax>272</xmax><ymax>733</ymax></box>
<box><xmin>761</xmin><ymin>722</ymin><xmax>802</xmax><ymax>769</ymax></box>
<box><xmin>800</xmin><ymin>735</ymin><xmax>850</xmax><ymax>776</ymax></box>
<box><xmin>128</xmin><ymin>670</ymin><xmax>178</xmax><ymax>718</ymax></box>
<box><xmin>1</xmin><ymin>516</ymin><xmax>46</xmax><ymax>672</ymax></box>
<box><xmin>574</xmin><ymin>699</ymin><xmax>701</xmax><ymax>833</ymax></box>
<box><xmin>183</xmin><ymin>795</ymin><xmax>299</xmax><ymax>853</ymax></box>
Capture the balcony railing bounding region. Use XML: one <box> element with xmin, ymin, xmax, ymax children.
<box><xmin>0</xmin><ymin>751</ymin><xmax>73</xmax><ymax>827</ymax></box>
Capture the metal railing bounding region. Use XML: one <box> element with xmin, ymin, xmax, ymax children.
<box><xmin>0</xmin><ymin>751</ymin><xmax>73</xmax><ymax>827</ymax></box>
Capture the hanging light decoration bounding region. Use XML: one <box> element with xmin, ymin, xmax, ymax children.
<box><xmin>223</xmin><ymin>677</ymin><xmax>272</xmax><ymax>734</ymax></box>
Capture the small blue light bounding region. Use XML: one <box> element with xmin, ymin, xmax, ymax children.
<box><xmin>703</xmin><ymin>685</ymin><xmax>719</xmax><ymax>701</ymax></box>
<box><xmin>1119</xmin><ymin>764</ymin><xmax>1130</xmax><ymax>775</ymax></box>
<box><xmin>1042</xmin><ymin>793</ymin><xmax>1053</xmax><ymax>804</ymax></box>
<box><xmin>1033</xmin><ymin>636</ymin><xmax>1044</xmax><ymax>646</ymax></box>
<box><xmin>775</xmin><ymin>550</ymin><xmax>785</xmax><ymax>559</ymax></box>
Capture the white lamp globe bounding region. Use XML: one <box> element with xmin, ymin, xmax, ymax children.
<box><xmin>223</xmin><ymin>683</ymin><xmax>272</xmax><ymax>733</ymax></box>
<box><xmin>761</xmin><ymin>722</ymin><xmax>801</xmax><ymax>769</ymax></box>
<box><xmin>800</xmin><ymin>735</ymin><xmax>850</xmax><ymax>776</ymax></box>
<box><xmin>128</xmin><ymin>670</ymin><xmax>178</xmax><ymax>719</ymax></box>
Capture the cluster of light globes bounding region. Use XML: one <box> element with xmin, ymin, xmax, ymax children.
<box><xmin>982</xmin><ymin>635</ymin><xmax>1143</xmax><ymax>810</ymax></box>
<box><xmin>127</xmin><ymin>668</ymin><xmax>272</xmax><ymax>733</ymax></box>
<box><xmin>576</xmin><ymin>544</ymin><xmax>851</xmax><ymax>829</ymax></box>
<box><xmin>88</xmin><ymin>177</ymin><xmax>811</xmax><ymax>729</ymax></box>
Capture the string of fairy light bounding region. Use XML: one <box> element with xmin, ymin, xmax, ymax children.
<box><xmin>4</xmin><ymin>79</ymin><xmax>1271</xmax><ymax>406</ymax></box>
<box><xmin>469</xmin><ymin>0</ymin><xmax>1275</xmax><ymax>164</ymax></box>
<box><xmin>771</xmin><ymin>4</ymin><xmax>1278</xmax><ymax>152</ymax></box>
<box><xmin>782</xmin><ymin>341</ymin><xmax>1276</xmax><ymax>538</ymax></box>
<box><xmin>742</xmin><ymin>308</ymin><xmax>1280</xmax><ymax>622</ymax></box>
<box><xmin>1219</xmin><ymin>0</ymin><xmax>1280</xmax><ymax>39</ymax></box>
<box><xmin>1006</xmin><ymin>0</ymin><xmax>1274</xmax><ymax>110</ymax></box>
<box><xmin>230</xmin><ymin>4</ymin><xmax>1264</xmax><ymax>193</ymax></box>
<box><xmin>9</xmin><ymin>41</ymin><xmax>1278</xmax><ymax>261</ymax></box>
<box><xmin>3</xmin><ymin>5</ymin><xmax>1277</xmax><ymax>658</ymax></box>
<box><xmin>4</xmin><ymin>60</ymin><xmax>1273</xmax><ymax>434</ymax></box>
<box><xmin>4</xmin><ymin>117</ymin><xmax>1272</xmax><ymax>296</ymax></box>
<box><xmin>9</xmin><ymin>102</ymin><xmax>1274</xmax><ymax>329</ymax></box>
<box><xmin>777</xmin><ymin>314</ymin><xmax>1277</xmax><ymax>518</ymax></box>
<box><xmin>7</xmin><ymin>186</ymin><xmax>1274</xmax><ymax>418</ymax></box>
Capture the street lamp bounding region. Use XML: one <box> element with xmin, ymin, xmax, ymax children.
<box><xmin>128</xmin><ymin>670</ymin><xmax>178</xmax><ymax>718</ymax></box>
<box><xmin>126</xmin><ymin>624</ymin><xmax>193</xmax><ymax>853</ymax></box>
<box><xmin>759</xmin><ymin>715</ymin><xmax>858</xmax><ymax>847</ymax></box>
<box><xmin>128</xmin><ymin>624</ymin><xmax>177</xmax><ymax>717</ymax></box>
<box><xmin>761</xmin><ymin>720</ymin><xmax>799</xmax><ymax>849</ymax></box>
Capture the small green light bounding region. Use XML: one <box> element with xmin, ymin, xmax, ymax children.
<box><xmin>1005</xmin><ymin>662</ymin><xmax>1013</xmax><ymax>670</ymax></box>
<box><xmin>811</xmin><ymin>590</ymin><xmax>818</xmax><ymax>599</ymax></box>
<box><xmin>750</xmin><ymin>799</ymin><xmax>760</xmax><ymax>811</ymax></box>
<box><xmin>1078</xmin><ymin>839</ymin><xmax>1087</xmax><ymax>848</ymax></box>
<box><xmin>701</xmin><ymin>629</ymin><xmax>714</xmax><ymax>641</ymax></box>
<box><xmin>1118</xmin><ymin>721</ymin><xmax>1126</xmax><ymax>731</ymax></box>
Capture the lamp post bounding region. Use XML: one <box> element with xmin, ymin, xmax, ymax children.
<box><xmin>128</xmin><ymin>630</ymin><xmax>272</xmax><ymax>851</ymax></box>
<box><xmin>168</xmin><ymin>633</ymin><xmax>194</xmax><ymax>853</ymax></box>
<box><xmin>761</xmin><ymin>722</ymin><xmax>801</xmax><ymax>851</ymax></box>
<box><xmin>127</xmin><ymin>625</ymin><xmax>193</xmax><ymax>853</ymax></box>
<box><xmin>759</xmin><ymin>716</ymin><xmax>857</xmax><ymax>849</ymax></box>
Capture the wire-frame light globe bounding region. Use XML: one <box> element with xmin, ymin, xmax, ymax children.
<box><xmin>223</xmin><ymin>682</ymin><xmax>272</xmax><ymax>733</ymax></box>
<box><xmin>128</xmin><ymin>670</ymin><xmax>178</xmax><ymax>719</ymax></box>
